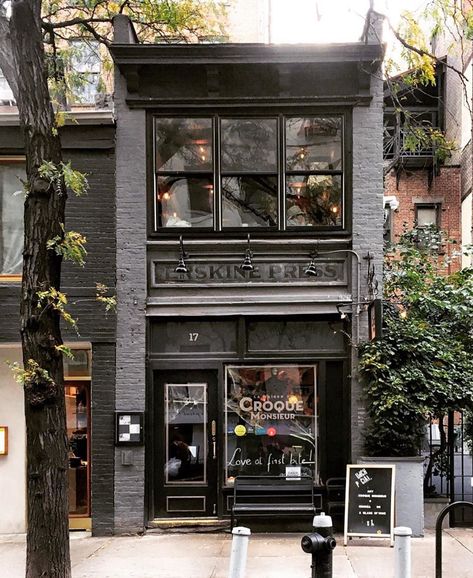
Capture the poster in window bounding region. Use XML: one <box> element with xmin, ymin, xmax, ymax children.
<box><xmin>224</xmin><ymin>365</ymin><xmax>318</xmax><ymax>485</ymax></box>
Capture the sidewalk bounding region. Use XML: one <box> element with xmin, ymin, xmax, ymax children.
<box><xmin>1</xmin><ymin>528</ymin><xmax>472</xmax><ymax>578</ymax></box>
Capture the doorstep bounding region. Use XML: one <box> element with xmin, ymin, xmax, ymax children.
<box><xmin>148</xmin><ymin>517</ymin><xmax>230</xmax><ymax>533</ymax></box>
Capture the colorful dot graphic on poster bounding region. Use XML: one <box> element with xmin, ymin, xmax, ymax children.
<box><xmin>255</xmin><ymin>425</ymin><xmax>266</xmax><ymax>436</ymax></box>
<box><xmin>234</xmin><ymin>424</ymin><xmax>247</xmax><ymax>437</ymax></box>
<box><xmin>267</xmin><ymin>427</ymin><xmax>277</xmax><ymax>437</ymax></box>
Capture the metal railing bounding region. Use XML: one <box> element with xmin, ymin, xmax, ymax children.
<box><xmin>383</xmin><ymin>126</ymin><xmax>437</xmax><ymax>160</ymax></box>
<box><xmin>435</xmin><ymin>501</ymin><xmax>473</xmax><ymax>578</ymax></box>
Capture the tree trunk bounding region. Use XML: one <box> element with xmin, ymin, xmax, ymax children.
<box><xmin>10</xmin><ymin>2</ymin><xmax>71</xmax><ymax>577</ymax></box>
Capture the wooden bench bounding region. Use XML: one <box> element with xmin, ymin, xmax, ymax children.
<box><xmin>231</xmin><ymin>475</ymin><xmax>318</xmax><ymax>529</ymax></box>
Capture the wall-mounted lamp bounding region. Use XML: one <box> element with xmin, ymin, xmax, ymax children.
<box><xmin>304</xmin><ymin>245</ymin><xmax>319</xmax><ymax>277</ymax></box>
<box><xmin>336</xmin><ymin>304</ymin><xmax>350</xmax><ymax>319</ymax></box>
<box><xmin>175</xmin><ymin>235</ymin><xmax>188</xmax><ymax>274</ymax></box>
<box><xmin>0</xmin><ymin>426</ymin><xmax>8</xmax><ymax>456</ymax></box>
<box><xmin>240</xmin><ymin>234</ymin><xmax>254</xmax><ymax>271</ymax></box>
<box><xmin>337</xmin><ymin>300</ymin><xmax>372</xmax><ymax>321</ymax></box>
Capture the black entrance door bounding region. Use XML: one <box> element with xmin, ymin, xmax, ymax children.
<box><xmin>154</xmin><ymin>369</ymin><xmax>218</xmax><ymax>517</ymax></box>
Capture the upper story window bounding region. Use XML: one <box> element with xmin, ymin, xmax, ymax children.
<box><xmin>0</xmin><ymin>158</ymin><xmax>25</xmax><ymax>277</ymax></box>
<box><xmin>154</xmin><ymin>115</ymin><xmax>344</xmax><ymax>232</ymax></box>
<box><xmin>69</xmin><ymin>40</ymin><xmax>101</xmax><ymax>105</ymax></box>
<box><xmin>416</xmin><ymin>203</ymin><xmax>440</xmax><ymax>228</ymax></box>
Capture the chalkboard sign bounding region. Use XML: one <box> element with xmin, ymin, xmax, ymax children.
<box><xmin>344</xmin><ymin>464</ymin><xmax>395</xmax><ymax>545</ymax></box>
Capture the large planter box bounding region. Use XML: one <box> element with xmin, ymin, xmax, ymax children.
<box><xmin>424</xmin><ymin>497</ymin><xmax>449</xmax><ymax>529</ymax></box>
<box><xmin>359</xmin><ymin>456</ymin><xmax>425</xmax><ymax>536</ymax></box>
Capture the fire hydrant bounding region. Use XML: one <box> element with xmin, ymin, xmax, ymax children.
<box><xmin>301</xmin><ymin>512</ymin><xmax>336</xmax><ymax>578</ymax></box>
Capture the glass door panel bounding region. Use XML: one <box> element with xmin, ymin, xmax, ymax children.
<box><xmin>165</xmin><ymin>383</ymin><xmax>207</xmax><ymax>484</ymax></box>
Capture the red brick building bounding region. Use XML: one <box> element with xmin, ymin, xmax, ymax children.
<box><xmin>383</xmin><ymin>61</ymin><xmax>464</xmax><ymax>273</ymax></box>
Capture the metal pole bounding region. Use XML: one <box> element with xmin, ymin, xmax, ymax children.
<box><xmin>394</xmin><ymin>526</ymin><xmax>412</xmax><ymax>578</ymax></box>
<box><xmin>228</xmin><ymin>526</ymin><xmax>251</xmax><ymax>578</ymax></box>
<box><xmin>435</xmin><ymin>501</ymin><xmax>473</xmax><ymax>578</ymax></box>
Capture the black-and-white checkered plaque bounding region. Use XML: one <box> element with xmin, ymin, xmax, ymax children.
<box><xmin>115</xmin><ymin>412</ymin><xmax>144</xmax><ymax>445</ymax></box>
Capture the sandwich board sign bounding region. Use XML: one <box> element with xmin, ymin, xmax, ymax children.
<box><xmin>344</xmin><ymin>464</ymin><xmax>395</xmax><ymax>546</ymax></box>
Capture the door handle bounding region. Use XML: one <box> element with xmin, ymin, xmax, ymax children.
<box><xmin>211</xmin><ymin>420</ymin><xmax>217</xmax><ymax>460</ymax></box>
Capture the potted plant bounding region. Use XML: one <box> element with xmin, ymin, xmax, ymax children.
<box><xmin>358</xmin><ymin>227</ymin><xmax>473</xmax><ymax>536</ymax></box>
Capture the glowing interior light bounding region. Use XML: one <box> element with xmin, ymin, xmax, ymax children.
<box><xmin>331</xmin><ymin>205</ymin><xmax>339</xmax><ymax>213</ymax></box>
<box><xmin>162</xmin><ymin>192</ymin><xmax>171</xmax><ymax>201</ymax></box>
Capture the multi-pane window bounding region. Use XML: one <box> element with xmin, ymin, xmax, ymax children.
<box><xmin>69</xmin><ymin>40</ymin><xmax>101</xmax><ymax>105</ymax></box>
<box><xmin>0</xmin><ymin>159</ymin><xmax>25</xmax><ymax>277</ymax></box>
<box><xmin>154</xmin><ymin>115</ymin><xmax>344</xmax><ymax>232</ymax></box>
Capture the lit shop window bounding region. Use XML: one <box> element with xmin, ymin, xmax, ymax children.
<box><xmin>0</xmin><ymin>159</ymin><xmax>25</xmax><ymax>277</ymax></box>
<box><xmin>64</xmin><ymin>348</ymin><xmax>91</xmax><ymax>518</ymax></box>
<box><xmin>154</xmin><ymin>116</ymin><xmax>344</xmax><ymax>232</ymax></box>
<box><xmin>66</xmin><ymin>383</ymin><xmax>90</xmax><ymax>516</ymax></box>
<box><xmin>225</xmin><ymin>365</ymin><xmax>318</xmax><ymax>485</ymax></box>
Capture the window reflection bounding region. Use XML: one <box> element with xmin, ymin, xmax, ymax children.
<box><xmin>286</xmin><ymin>117</ymin><xmax>342</xmax><ymax>171</ymax></box>
<box><xmin>156</xmin><ymin>118</ymin><xmax>212</xmax><ymax>172</ymax></box>
<box><xmin>225</xmin><ymin>366</ymin><xmax>317</xmax><ymax>484</ymax></box>
<box><xmin>0</xmin><ymin>161</ymin><xmax>25</xmax><ymax>275</ymax></box>
<box><xmin>165</xmin><ymin>384</ymin><xmax>207</xmax><ymax>484</ymax></box>
<box><xmin>158</xmin><ymin>176</ymin><xmax>214</xmax><ymax>228</ymax></box>
<box><xmin>221</xmin><ymin>118</ymin><xmax>277</xmax><ymax>172</ymax></box>
<box><xmin>286</xmin><ymin>175</ymin><xmax>342</xmax><ymax>227</ymax></box>
<box><xmin>222</xmin><ymin>176</ymin><xmax>278</xmax><ymax>228</ymax></box>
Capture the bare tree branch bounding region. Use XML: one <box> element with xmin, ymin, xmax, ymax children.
<box><xmin>41</xmin><ymin>16</ymin><xmax>110</xmax><ymax>30</ymax></box>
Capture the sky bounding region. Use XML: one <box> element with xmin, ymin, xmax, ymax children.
<box><xmin>270</xmin><ymin>0</ymin><xmax>429</xmax><ymax>54</ymax></box>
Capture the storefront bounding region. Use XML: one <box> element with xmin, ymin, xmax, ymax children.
<box><xmin>112</xmin><ymin>15</ymin><xmax>384</xmax><ymax>532</ymax></box>
<box><xmin>148</xmin><ymin>317</ymin><xmax>349</xmax><ymax>519</ymax></box>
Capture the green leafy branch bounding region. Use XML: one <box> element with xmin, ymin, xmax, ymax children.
<box><xmin>37</xmin><ymin>287</ymin><xmax>78</xmax><ymax>332</ymax></box>
<box><xmin>39</xmin><ymin>160</ymin><xmax>89</xmax><ymax>196</ymax></box>
<box><xmin>402</xmin><ymin>124</ymin><xmax>456</xmax><ymax>164</ymax></box>
<box><xmin>54</xmin><ymin>344</ymin><xmax>74</xmax><ymax>359</ymax></box>
<box><xmin>47</xmin><ymin>225</ymin><xmax>87</xmax><ymax>267</ymax></box>
<box><xmin>8</xmin><ymin>359</ymin><xmax>58</xmax><ymax>406</ymax></box>
<box><xmin>96</xmin><ymin>282</ymin><xmax>117</xmax><ymax>313</ymax></box>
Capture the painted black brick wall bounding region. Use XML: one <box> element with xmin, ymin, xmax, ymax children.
<box><xmin>91</xmin><ymin>342</ymin><xmax>116</xmax><ymax>535</ymax></box>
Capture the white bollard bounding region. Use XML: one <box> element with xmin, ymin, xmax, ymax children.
<box><xmin>394</xmin><ymin>526</ymin><xmax>412</xmax><ymax>578</ymax></box>
<box><xmin>228</xmin><ymin>526</ymin><xmax>251</xmax><ymax>578</ymax></box>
